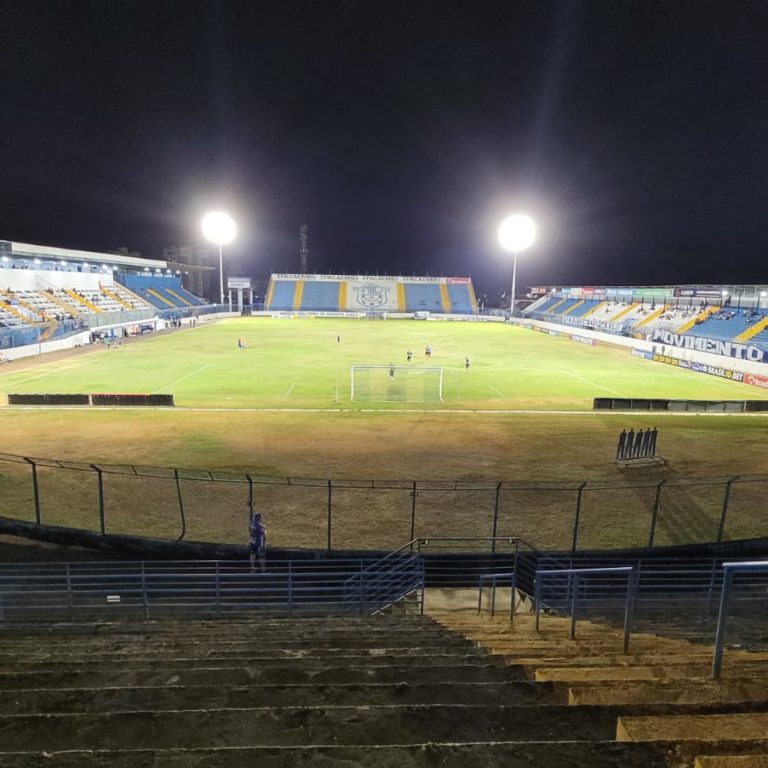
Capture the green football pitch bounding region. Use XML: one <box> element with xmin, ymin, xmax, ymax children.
<box><xmin>1</xmin><ymin>317</ymin><xmax>768</xmax><ymax>550</ymax></box>
<box><xmin>0</xmin><ymin>317</ymin><xmax>764</xmax><ymax>410</ymax></box>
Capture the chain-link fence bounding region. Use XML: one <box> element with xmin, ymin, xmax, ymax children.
<box><xmin>1</xmin><ymin>452</ymin><xmax>766</xmax><ymax>551</ymax></box>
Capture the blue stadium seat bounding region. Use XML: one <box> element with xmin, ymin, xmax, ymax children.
<box><xmin>300</xmin><ymin>281</ymin><xmax>340</xmax><ymax>311</ymax></box>
<box><xmin>404</xmin><ymin>283</ymin><xmax>443</xmax><ymax>313</ymax></box>
<box><xmin>446</xmin><ymin>284</ymin><xmax>474</xmax><ymax>314</ymax></box>
<box><xmin>268</xmin><ymin>280</ymin><xmax>296</xmax><ymax>311</ymax></box>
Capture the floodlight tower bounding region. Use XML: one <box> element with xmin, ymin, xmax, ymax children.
<box><xmin>299</xmin><ymin>224</ymin><xmax>309</xmax><ymax>274</ymax></box>
<box><xmin>201</xmin><ymin>211</ymin><xmax>237</xmax><ymax>305</ymax></box>
<box><xmin>498</xmin><ymin>214</ymin><xmax>536</xmax><ymax>317</ymax></box>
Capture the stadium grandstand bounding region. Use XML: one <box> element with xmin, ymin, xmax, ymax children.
<box><xmin>0</xmin><ymin>239</ymin><xmax>213</xmax><ymax>360</ymax></box>
<box><xmin>524</xmin><ymin>285</ymin><xmax>768</xmax><ymax>351</ymax></box>
<box><xmin>264</xmin><ymin>273</ymin><xmax>479</xmax><ymax>315</ymax></box>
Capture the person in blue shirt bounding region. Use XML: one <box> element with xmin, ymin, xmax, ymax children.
<box><xmin>249</xmin><ymin>511</ymin><xmax>267</xmax><ymax>572</ymax></box>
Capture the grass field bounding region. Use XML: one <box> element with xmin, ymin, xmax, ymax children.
<box><xmin>0</xmin><ymin>317</ymin><xmax>765</xmax><ymax>410</ymax></box>
<box><xmin>1</xmin><ymin>317</ymin><xmax>767</xmax><ymax>551</ymax></box>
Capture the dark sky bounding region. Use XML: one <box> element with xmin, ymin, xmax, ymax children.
<box><xmin>1</xmin><ymin>0</ymin><xmax>767</xmax><ymax>295</ymax></box>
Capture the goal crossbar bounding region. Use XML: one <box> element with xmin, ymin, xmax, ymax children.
<box><xmin>350</xmin><ymin>365</ymin><xmax>443</xmax><ymax>403</ymax></box>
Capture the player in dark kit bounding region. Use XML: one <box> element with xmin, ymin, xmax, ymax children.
<box><xmin>248</xmin><ymin>512</ymin><xmax>267</xmax><ymax>572</ymax></box>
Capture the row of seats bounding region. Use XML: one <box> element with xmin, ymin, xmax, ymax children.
<box><xmin>118</xmin><ymin>274</ymin><xmax>207</xmax><ymax>310</ymax></box>
<box><xmin>266</xmin><ymin>278</ymin><xmax>478</xmax><ymax>314</ymax></box>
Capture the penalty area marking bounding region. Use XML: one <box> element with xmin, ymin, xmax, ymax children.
<box><xmin>489</xmin><ymin>385</ymin><xmax>507</xmax><ymax>399</ymax></box>
<box><xmin>285</xmin><ymin>383</ymin><xmax>296</xmax><ymax>397</ymax></box>
<box><xmin>156</xmin><ymin>365</ymin><xmax>211</xmax><ymax>392</ymax></box>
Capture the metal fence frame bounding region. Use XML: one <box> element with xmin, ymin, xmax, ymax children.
<box><xmin>1</xmin><ymin>452</ymin><xmax>764</xmax><ymax>552</ymax></box>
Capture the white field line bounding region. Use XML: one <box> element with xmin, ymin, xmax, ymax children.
<box><xmin>156</xmin><ymin>365</ymin><xmax>211</xmax><ymax>392</ymax></box>
<box><xmin>489</xmin><ymin>385</ymin><xmax>507</xmax><ymax>398</ymax></box>
<box><xmin>563</xmin><ymin>370</ymin><xmax>621</xmax><ymax>395</ymax></box>
<box><xmin>285</xmin><ymin>383</ymin><xmax>296</xmax><ymax>397</ymax></box>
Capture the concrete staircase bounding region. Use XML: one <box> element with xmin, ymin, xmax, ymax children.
<box><xmin>431</xmin><ymin>610</ymin><xmax>768</xmax><ymax>767</ymax></box>
<box><xmin>0</xmin><ymin>614</ymin><xmax>677</xmax><ymax>767</ymax></box>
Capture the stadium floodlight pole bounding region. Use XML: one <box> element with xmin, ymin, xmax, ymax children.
<box><xmin>498</xmin><ymin>214</ymin><xmax>536</xmax><ymax>317</ymax></box>
<box><xmin>201</xmin><ymin>211</ymin><xmax>237</xmax><ymax>305</ymax></box>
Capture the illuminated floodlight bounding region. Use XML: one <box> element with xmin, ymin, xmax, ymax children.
<box><xmin>201</xmin><ymin>211</ymin><xmax>237</xmax><ymax>304</ymax></box>
<box><xmin>497</xmin><ymin>213</ymin><xmax>537</xmax><ymax>316</ymax></box>
<box><xmin>498</xmin><ymin>214</ymin><xmax>536</xmax><ymax>254</ymax></box>
<box><xmin>60</xmin><ymin>260</ymin><xmax>67</xmax><ymax>266</ymax></box>
<box><xmin>34</xmin><ymin>258</ymin><xmax>41</xmax><ymax>264</ymax></box>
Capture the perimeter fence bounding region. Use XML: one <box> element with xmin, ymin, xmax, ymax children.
<box><xmin>0</xmin><ymin>452</ymin><xmax>766</xmax><ymax>551</ymax></box>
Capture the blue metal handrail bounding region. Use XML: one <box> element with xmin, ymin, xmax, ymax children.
<box><xmin>477</xmin><ymin>571</ymin><xmax>518</xmax><ymax>621</ymax></box>
<box><xmin>534</xmin><ymin>566</ymin><xmax>636</xmax><ymax>653</ymax></box>
<box><xmin>712</xmin><ymin>560</ymin><xmax>768</xmax><ymax>678</ymax></box>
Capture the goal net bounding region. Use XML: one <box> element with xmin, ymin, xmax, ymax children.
<box><xmin>350</xmin><ymin>365</ymin><xmax>443</xmax><ymax>403</ymax></box>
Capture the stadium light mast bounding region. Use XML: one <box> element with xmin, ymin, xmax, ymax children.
<box><xmin>497</xmin><ymin>213</ymin><xmax>536</xmax><ymax>317</ymax></box>
<box><xmin>201</xmin><ymin>211</ymin><xmax>237</xmax><ymax>305</ymax></box>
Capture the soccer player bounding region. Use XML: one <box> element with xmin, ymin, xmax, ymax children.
<box><xmin>425</xmin><ymin>345</ymin><xmax>432</xmax><ymax>359</ymax></box>
<box><xmin>406</xmin><ymin>349</ymin><xmax>412</xmax><ymax>362</ymax></box>
<box><xmin>465</xmin><ymin>355</ymin><xmax>470</xmax><ymax>370</ymax></box>
<box><xmin>248</xmin><ymin>512</ymin><xmax>267</xmax><ymax>573</ymax></box>
<box><xmin>389</xmin><ymin>363</ymin><xmax>395</xmax><ymax>379</ymax></box>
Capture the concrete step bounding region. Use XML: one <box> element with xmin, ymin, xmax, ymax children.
<box><xmin>0</xmin><ymin>740</ymin><xmax>671</xmax><ymax>768</ymax></box>
<box><xmin>695</xmin><ymin>757</ymin><xmax>768</xmax><ymax>768</ymax></box>
<box><xmin>0</xmin><ymin>704</ymin><xmax>627</xmax><ymax>751</ymax></box>
<box><xmin>535</xmin><ymin>665</ymin><xmax>768</xmax><ymax>684</ymax></box>
<box><xmin>508</xmin><ymin>654</ymin><xmax>768</xmax><ymax>670</ymax></box>
<box><xmin>0</xmin><ymin>679</ymin><xmax>556</xmax><ymax>713</ymax></box>
<box><xmin>0</xmin><ymin>650</ymin><xmax>490</xmax><ymax>673</ymax></box>
<box><xmin>0</xmin><ymin>661</ymin><xmax>526</xmax><ymax>689</ymax></box>
<box><xmin>0</xmin><ymin>645</ymin><xmax>478</xmax><ymax>663</ymax></box>
<box><xmin>617</xmin><ymin>713</ymin><xmax>768</xmax><ymax>742</ymax></box>
<box><xmin>568</xmin><ymin>681</ymin><xmax>768</xmax><ymax>706</ymax></box>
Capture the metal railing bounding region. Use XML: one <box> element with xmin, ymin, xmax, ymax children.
<box><xmin>0</xmin><ymin>556</ymin><xmax>423</xmax><ymax>622</ymax></box>
<box><xmin>477</xmin><ymin>572</ymin><xmax>519</xmax><ymax>620</ymax></box>
<box><xmin>712</xmin><ymin>560</ymin><xmax>768</xmax><ymax>678</ymax></box>
<box><xmin>534</xmin><ymin>566</ymin><xmax>636</xmax><ymax>653</ymax></box>
<box><xmin>343</xmin><ymin>542</ymin><xmax>425</xmax><ymax>615</ymax></box>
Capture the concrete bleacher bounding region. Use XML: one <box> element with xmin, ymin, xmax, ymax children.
<box><xmin>299</xmin><ymin>279</ymin><xmax>341</xmax><ymax>311</ymax></box>
<box><xmin>684</xmin><ymin>309</ymin><xmax>765</xmax><ymax>342</ymax></box>
<box><xmin>265</xmin><ymin>275</ymin><xmax>477</xmax><ymax>314</ymax></box>
<box><xmin>117</xmin><ymin>274</ymin><xmax>206</xmax><ymax>310</ymax></box>
<box><xmin>403</xmin><ymin>282</ymin><xmax>444</xmax><ymax>313</ymax></box>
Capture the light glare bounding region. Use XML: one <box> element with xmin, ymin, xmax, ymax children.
<box><xmin>202</xmin><ymin>211</ymin><xmax>237</xmax><ymax>245</ymax></box>
<box><xmin>498</xmin><ymin>214</ymin><xmax>536</xmax><ymax>253</ymax></box>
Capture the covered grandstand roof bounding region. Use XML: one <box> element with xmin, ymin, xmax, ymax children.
<box><xmin>3</xmin><ymin>240</ymin><xmax>165</xmax><ymax>271</ymax></box>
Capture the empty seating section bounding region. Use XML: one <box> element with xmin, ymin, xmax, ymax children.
<box><xmin>568</xmin><ymin>299</ymin><xmax>600</xmax><ymax>317</ymax></box>
<box><xmin>531</xmin><ymin>296</ymin><xmax>560</xmax><ymax>313</ymax></box>
<box><xmin>106</xmin><ymin>283</ymin><xmax>149</xmax><ymax>309</ymax></box>
<box><xmin>299</xmin><ymin>280</ymin><xmax>341</xmax><ymax>311</ymax></box>
<box><xmin>267</xmin><ymin>279</ymin><xmax>297</xmax><ymax>310</ymax></box>
<box><xmin>684</xmin><ymin>309</ymin><xmax>766</xmax><ymax>342</ymax></box>
<box><xmin>446</xmin><ymin>283</ymin><xmax>473</xmax><ymax>313</ymax></box>
<box><xmin>404</xmin><ymin>283</ymin><xmax>443</xmax><ymax>312</ymax></box>
<box><xmin>116</xmin><ymin>275</ymin><xmax>205</xmax><ymax>310</ymax></box>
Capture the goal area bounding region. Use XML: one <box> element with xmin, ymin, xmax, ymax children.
<box><xmin>350</xmin><ymin>365</ymin><xmax>443</xmax><ymax>403</ymax></box>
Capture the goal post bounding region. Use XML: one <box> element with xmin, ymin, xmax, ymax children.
<box><xmin>350</xmin><ymin>365</ymin><xmax>443</xmax><ymax>403</ymax></box>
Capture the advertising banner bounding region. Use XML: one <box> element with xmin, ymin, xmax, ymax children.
<box><xmin>649</xmin><ymin>328</ymin><xmax>768</xmax><ymax>363</ymax></box>
<box><xmin>273</xmin><ymin>273</ymin><xmax>464</xmax><ymax>284</ymax></box>
<box><xmin>569</xmin><ymin>334</ymin><xmax>595</xmax><ymax>346</ymax></box>
<box><xmin>227</xmin><ymin>277</ymin><xmax>251</xmax><ymax>289</ymax></box>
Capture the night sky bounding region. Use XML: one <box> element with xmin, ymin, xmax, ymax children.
<box><xmin>1</xmin><ymin>1</ymin><xmax>767</xmax><ymax>296</ymax></box>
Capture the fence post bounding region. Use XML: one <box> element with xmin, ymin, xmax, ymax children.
<box><xmin>24</xmin><ymin>458</ymin><xmax>41</xmax><ymax>525</ymax></box>
<box><xmin>246</xmin><ymin>474</ymin><xmax>254</xmax><ymax>515</ymax></box>
<box><xmin>622</xmin><ymin>568</ymin><xmax>635</xmax><ymax>654</ymax></box>
<box><xmin>91</xmin><ymin>464</ymin><xmax>105</xmax><ymax>535</ymax></box>
<box><xmin>491</xmin><ymin>482</ymin><xmax>502</xmax><ymax>553</ymax></box>
<box><xmin>409</xmin><ymin>481</ymin><xmax>417</xmax><ymax>545</ymax></box>
<box><xmin>712</xmin><ymin>567</ymin><xmax>733</xmax><ymax>679</ymax></box>
<box><xmin>141</xmin><ymin>561</ymin><xmax>149</xmax><ymax>619</ymax></box>
<box><xmin>174</xmin><ymin>468</ymin><xmax>186</xmax><ymax>541</ymax></box>
<box><xmin>717</xmin><ymin>476</ymin><xmax>738</xmax><ymax>543</ymax></box>
<box><xmin>571</xmin><ymin>482</ymin><xmax>587</xmax><ymax>553</ymax></box>
<box><xmin>647</xmin><ymin>479</ymin><xmax>667</xmax><ymax>548</ymax></box>
<box><xmin>327</xmin><ymin>480</ymin><xmax>333</xmax><ymax>551</ymax></box>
